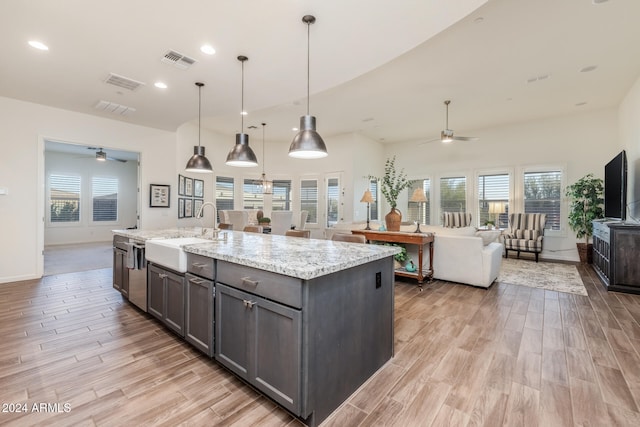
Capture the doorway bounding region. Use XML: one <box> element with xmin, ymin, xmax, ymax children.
<box><xmin>43</xmin><ymin>140</ymin><xmax>140</xmax><ymax>275</ymax></box>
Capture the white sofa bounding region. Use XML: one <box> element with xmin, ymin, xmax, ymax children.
<box><xmin>326</xmin><ymin>221</ymin><xmax>503</xmax><ymax>288</ymax></box>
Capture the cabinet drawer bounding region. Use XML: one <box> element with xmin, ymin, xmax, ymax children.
<box><xmin>217</xmin><ymin>261</ymin><xmax>302</xmax><ymax>309</ymax></box>
<box><xmin>186</xmin><ymin>253</ymin><xmax>215</xmax><ymax>280</ymax></box>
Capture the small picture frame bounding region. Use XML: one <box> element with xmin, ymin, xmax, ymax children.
<box><xmin>178</xmin><ymin>175</ymin><xmax>185</xmax><ymax>196</ymax></box>
<box><xmin>194</xmin><ymin>199</ymin><xmax>203</xmax><ymax>215</ymax></box>
<box><xmin>194</xmin><ymin>179</ymin><xmax>204</xmax><ymax>198</ymax></box>
<box><xmin>185</xmin><ymin>177</ymin><xmax>193</xmax><ymax>197</ymax></box>
<box><xmin>184</xmin><ymin>198</ymin><xmax>193</xmax><ymax>218</ymax></box>
<box><xmin>149</xmin><ymin>184</ymin><xmax>170</xmax><ymax>208</ymax></box>
<box><xmin>178</xmin><ymin>198</ymin><xmax>185</xmax><ymax>218</ymax></box>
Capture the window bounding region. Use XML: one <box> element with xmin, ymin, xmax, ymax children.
<box><xmin>49</xmin><ymin>174</ymin><xmax>81</xmax><ymax>223</ymax></box>
<box><xmin>524</xmin><ymin>171</ymin><xmax>561</xmax><ymax>230</ymax></box>
<box><xmin>440</xmin><ymin>176</ymin><xmax>466</xmax><ymax>221</ymax></box>
<box><xmin>300</xmin><ymin>179</ymin><xmax>318</xmax><ymax>224</ymax></box>
<box><xmin>326</xmin><ymin>177</ymin><xmax>340</xmax><ymax>227</ymax></box>
<box><xmin>272</xmin><ymin>180</ymin><xmax>292</xmax><ymax>211</ymax></box>
<box><xmin>243</xmin><ymin>178</ymin><xmax>263</xmax><ymax>210</ymax></box>
<box><xmin>369</xmin><ymin>179</ymin><xmax>379</xmax><ymax>221</ymax></box>
<box><xmin>92</xmin><ymin>176</ymin><xmax>118</xmax><ymax>221</ymax></box>
<box><xmin>407</xmin><ymin>179</ymin><xmax>431</xmax><ymax>224</ymax></box>
<box><xmin>477</xmin><ymin>173</ymin><xmax>509</xmax><ymax>228</ymax></box>
<box><xmin>216</xmin><ymin>176</ymin><xmax>234</xmax><ymax>223</ymax></box>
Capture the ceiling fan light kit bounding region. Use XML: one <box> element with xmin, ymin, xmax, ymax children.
<box><xmin>185</xmin><ymin>82</ymin><xmax>214</xmax><ymax>173</ymax></box>
<box><xmin>226</xmin><ymin>55</ymin><xmax>258</xmax><ymax>167</ymax></box>
<box><xmin>96</xmin><ymin>149</ymin><xmax>107</xmax><ymax>161</ymax></box>
<box><xmin>288</xmin><ymin>15</ymin><xmax>328</xmax><ymax>159</ymax></box>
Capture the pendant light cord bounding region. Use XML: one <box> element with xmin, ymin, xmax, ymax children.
<box><xmin>306</xmin><ymin>20</ymin><xmax>310</xmax><ymax>116</ymax></box>
<box><xmin>198</xmin><ymin>85</ymin><xmax>202</xmax><ymax>147</ymax></box>
<box><xmin>241</xmin><ymin>59</ymin><xmax>245</xmax><ymax>132</ymax></box>
<box><xmin>261</xmin><ymin>123</ymin><xmax>266</xmax><ymax>174</ymax></box>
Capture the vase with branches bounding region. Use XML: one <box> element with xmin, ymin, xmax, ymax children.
<box><xmin>368</xmin><ymin>156</ymin><xmax>414</xmax><ymax>231</ymax></box>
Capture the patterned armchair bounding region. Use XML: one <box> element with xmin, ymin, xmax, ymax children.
<box><xmin>442</xmin><ymin>212</ymin><xmax>472</xmax><ymax>228</ymax></box>
<box><xmin>503</xmin><ymin>213</ymin><xmax>547</xmax><ymax>262</ymax></box>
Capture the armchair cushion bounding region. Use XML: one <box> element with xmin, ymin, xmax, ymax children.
<box><xmin>514</xmin><ymin>229</ymin><xmax>540</xmax><ymax>240</ymax></box>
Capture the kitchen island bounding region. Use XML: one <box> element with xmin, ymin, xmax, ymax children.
<box><xmin>113</xmin><ymin>228</ymin><xmax>398</xmax><ymax>426</ymax></box>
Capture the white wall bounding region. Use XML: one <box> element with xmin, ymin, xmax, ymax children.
<box><xmin>0</xmin><ymin>96</ymin><xmax>176</xmax><ymax>283</ymax></box>
<box><xmin>384</xmin><ymin>108</ymin><xmax>620</xmax><ymax>262</ymax></box>
<box><xmin>619</xmin><ymin>75</ymin><xmax>640</xmax><ymax>222</ymax></box>
<box><xmin>44</xmin><ymin>151</ymin><xmax>138</xmax><ymax>245</ymax></box>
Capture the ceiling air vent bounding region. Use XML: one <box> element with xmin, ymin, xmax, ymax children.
<box><xmin>161</xmin><ymin>50</ymin><xmax>197</xmax><ymax>69</ymax></box>
<box><xmin>94</xmin><ymin>100</ymin><xmax>136</xmax><ymax>116</ymax></box>
<box><xmin>104</xmin><ymin>73</ymin><xmax>145</xmax><ymax>91</ymax></box>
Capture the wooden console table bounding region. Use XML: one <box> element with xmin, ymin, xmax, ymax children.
<box><xmin>351</xmin><ymin>230</ymin><xmax>434</xmax><ymax>287</ymax></box>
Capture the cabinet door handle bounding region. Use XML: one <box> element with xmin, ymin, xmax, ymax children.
<box><xmin>241</xmin><ymin>277</ymin><xmax>259</xmax><ymax>287</ymax></box>
<box><xmin>159</xmin><ymin>273</ymin><xmax>168</xmax><ymax>279</ymax></box>
<box><xmin>243</xmin><ymin>299</ymin><xmax>257</xmax><ymax>309</ymax></box>
<box><xmin>189</xmin><ymin>277</ymin><xmax>204</xmax><ymax>285</ymax></box>
<box><xmin>192</xmin><ymin>262</ymin><xmax>208</xmax><ymax>268</ymax></box>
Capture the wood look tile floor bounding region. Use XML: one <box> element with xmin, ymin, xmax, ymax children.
<box><xmin>2</xmin><ymin>264</ymin><xmax>640</xmax><ymax>426</ymax></box>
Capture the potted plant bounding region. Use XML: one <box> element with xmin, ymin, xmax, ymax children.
<box><xmin>367</xmin><ymin>156</ymin><xmax>414</xmax><ymax>231</ymax></box>
<box><xmin>565</xmin><ymin>173</ymin><xmax>604</xmax><ymax>263</ymax></box>
<box><xmin>258</xmin><ymin>217</ymin><xmax>271</xmax><ymax>226</ymax></box>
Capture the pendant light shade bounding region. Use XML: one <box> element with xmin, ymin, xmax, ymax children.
<box><xmin>289</xmin><ymin>15</ymin><xmax>328</xmax><ymax>159</ymax></box>
<box><xmin>185</xmin><ymin>82</ymin><xmax>213</xmax><ymax>173</ymax></box>
<box><xmin>226</xmin><ymin>56</ymin><xmax>258</xmax><ymax>167</ymax></box>
<box><xmin>258</xmin><ymin>123</ymin><xmax>273</xmax><ymax>194</ymax></box>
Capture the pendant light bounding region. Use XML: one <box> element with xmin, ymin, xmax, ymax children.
<box><xmin>288</xmin><ymin>15</ymin><xmax>328</xmax><ymax>159</ymax></box>
<box><xmin>185</xmin><ymin>82</ymin><xmax>213</xmax><ymax>173</ymax></box>
<box><xmin>258</xmin><ymin>123</ymin><xmax>273</xmax><ymax>194</ymax></box>
<box><xmin>226</xmin><ymin>55</ymin><xmax>258</xmax><ymax>167</ymax></box>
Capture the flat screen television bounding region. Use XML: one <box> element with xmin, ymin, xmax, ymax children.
<box><xmin>604</xmin><ymin>150</ymin><xmax>627</xmax><ymax>220</ymax></box>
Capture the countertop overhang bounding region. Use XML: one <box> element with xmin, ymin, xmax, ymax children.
<box><xmin>113</xmin><ymin>228</ymin><xmax>399</xmax><ymax>280</ymax></box>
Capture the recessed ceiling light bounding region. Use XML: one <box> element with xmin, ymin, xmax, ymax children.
<box><xmin>28</xmin><ymin>40</ymin><xmax>49</xmax><ymax>51</ymax></box>
<box><xmin>200</xmin><ymin>44</ymin><xmax>216</xmax><ymax>55</ymax></box>
<box><xmin>154</xmin><ymin>82</ymin><xmax>168</xmax><ymax>89</ymax></box>
<box><xmin>241</xmin><ymin>111</ymin><xmax>248</xmax><ymax>116</ymax></box>
<box><xmin>580</xmin><ymin>65</ymin><xmax>598</xmax><ymax>73</ymax></box>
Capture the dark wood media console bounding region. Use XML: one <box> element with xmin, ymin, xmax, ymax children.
<box><xmin>592</xmin><ymin>220</ymin><xmax>640</xmax><ymax>294</ymax></box>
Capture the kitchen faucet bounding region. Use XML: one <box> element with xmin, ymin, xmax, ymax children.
<box><xmin>195</xmin><ymin>202</ymin><xmax>218</xmax><ymax>234</ymax></box>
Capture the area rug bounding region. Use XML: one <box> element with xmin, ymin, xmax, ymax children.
<box><xmin>497</xmin><ymin>258</ymin><xmax>588</xmax><ymax>296</ymax></box>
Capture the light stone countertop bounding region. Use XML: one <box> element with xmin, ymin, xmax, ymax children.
<box><xmin>113</xmin><ymin>228</ymin><xmax>399</xmax><ymax>280</ymax></box>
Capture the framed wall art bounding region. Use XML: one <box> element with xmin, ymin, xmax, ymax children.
<box><xmin>149</xmin><ymin>184</ymin><xmax>170</xmax><ymax>208</ymax></box>
<box><xmin>185</xmin><ymin>177</ymin><xmax>193</xmax><ymax>197</ymax></box>
<box><xmin>194</xmin><ymin>179</ymin><xmax>204</xmax><ymax>198</ymax></box>
<box><xmin>178</xmin><ymin>174</ymin><xmax>185</xmax><ymax>196</ymax></box>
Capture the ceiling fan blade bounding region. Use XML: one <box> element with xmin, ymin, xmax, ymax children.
<box><xmin>452</xmin><ymin>136</ymin><xmax>479</xmax><ymax>141</ymax></box>
<box><xmin>106</xmin><ymin>156</ymin><xmax>127</xmax><ymax>163</ymax></box>
<box><xmin>419</xmin><ymin>138</ymin><xmax>443</xmax><ymax>145</ymax></box>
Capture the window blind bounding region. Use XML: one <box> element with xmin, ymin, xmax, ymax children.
<box><xmin>49</xmin><ymin>174</ymin><xmax>81</xmax><ymax>222</ymax></box>
<box><xmin>216</xmin><ymin>176</ymin><xmax>234</xmax><ymax>223</ymax></box>
<box><xmin>92</xmin><ymin>176</ymin><xmax>118</xmax><ymax>221</ymax></box>
<box><xmin>272</xmin><ymin>180</ymin><xmax>292</xmax><ymax>211</ymax></box>
<box><xmin>243</xmin><ymin>178</ymin><xmax>263</xmax><ymax>210</ymax></box>
<box><xmin>440</xmin><ymin>176</ymin><xmax>466</xmax><ymax>219</ymax></box>
<box><xmin>477</xmin><ymin>173</ymin><xmax>509</xmax><ymax>228</ymax></box>
<box><xmin>300</xmin><ymin>179</ymin><xmax>318</xmax><ymax>223</ymax></box>
<box><xmin>524</xmin><ymin>171</ymin><xmax>561</xmax><ymax>230</ymax></box>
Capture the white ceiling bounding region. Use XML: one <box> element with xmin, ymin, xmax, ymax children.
<box><xmin>3</xmin><ymin>0</ymin><xmax>640</xmax><ymax>147</ymax></box>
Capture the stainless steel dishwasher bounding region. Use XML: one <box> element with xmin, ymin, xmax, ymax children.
<box><xmin>113</xmin><ymin>235</ymin><xmax>147</xmax><ymax>312</ymax></box>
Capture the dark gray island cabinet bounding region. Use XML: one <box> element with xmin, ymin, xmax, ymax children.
<box><xmin>112</xmin><ymin>229</ymin><xmax>397</xmax><ymax>426</ymax></box>
<box><xmin>213</xmin><ymin>257</ymin><xmax>394</xmax><ymax>426</ymax></box>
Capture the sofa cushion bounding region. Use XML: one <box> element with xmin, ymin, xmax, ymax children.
<box><xmin>514</xmin><ymin>229</ymin><xmax>540</xmax><ymax>240</ymax></box>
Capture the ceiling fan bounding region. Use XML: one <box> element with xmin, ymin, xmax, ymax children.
<box><xmin>88</xmin><ymin>147</ymin><xmax>127</xmax><ymax>162</ymax></box>
<box><xmin>422</xmin><ymin>100</ymin><xmax>479</xmax><ymax>144</ymax></box>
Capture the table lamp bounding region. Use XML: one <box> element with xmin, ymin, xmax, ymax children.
<box><xmin>360</xmin><ymin>189</ymin><xmax>374</xmax><ymax>230</ymax></box>
<box><xmin>488</xmin><ymin>201</ymin><xmax>505</xmax><ymax>228</ymax></box>
<box><xmin>409</xmin><ymin>188</ymin><xmax>428</xmax><ymax>233</ymax></box>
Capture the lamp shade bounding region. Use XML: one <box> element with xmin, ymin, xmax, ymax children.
<box><xmin>289</xmin><ymin>115</ymin><xmax>328</xmax><ymax>159</ymax></box>
<box><xmin>488</xmin><ymin>201</ymin><xmax>505</xmax><ymax>214</ymax></box>
<box><xmin>185</xmin><ymin>145</ymin><xmax>213</xmax><ymax>173</ymax></box>
<box><xmin>410</xmin><ymin>188</ymin><xmax>428</xmax><ymax>203</ymax></box>
<box><xmin>360</xmin><ymin>189</ymin><xmax>374</xmax><ymax>203</ymax></box>
<box><xmin>226</xmin><ymin>133</ymin><xmax>258</xmax><ymax>167</ymax></box>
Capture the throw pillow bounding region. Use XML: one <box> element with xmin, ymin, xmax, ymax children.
<box><xmin>476</xmin><ymin>230</ymin><xmax>501</xmax><ymax>245</ymax></box>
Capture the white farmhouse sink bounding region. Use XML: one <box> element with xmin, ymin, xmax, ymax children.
<box><xmin>145</xmin><ymin>237</ymin><xmax>210</xmax><ymax>273</ymax></box>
